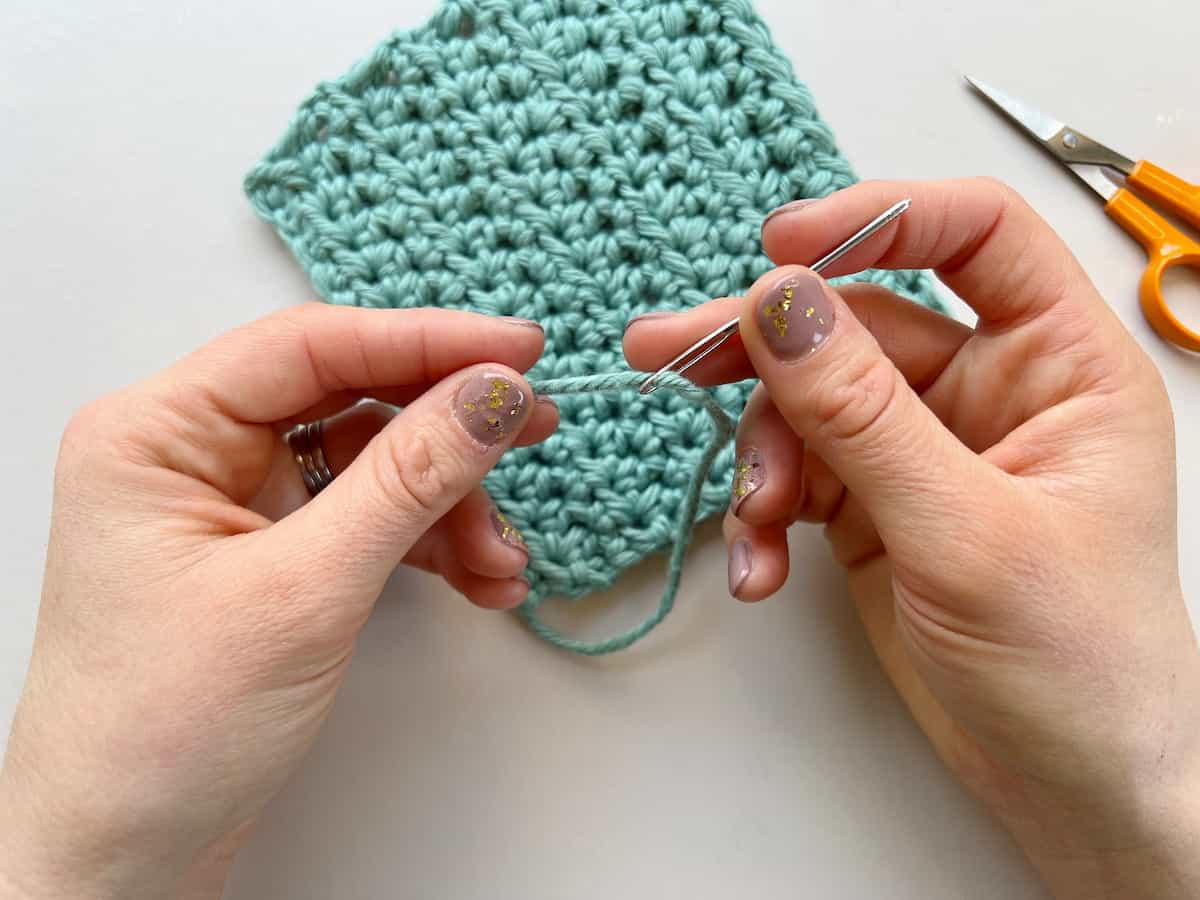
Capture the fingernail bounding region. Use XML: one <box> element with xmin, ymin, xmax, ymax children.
<box><xmin>626</xmin><ymin>311</ymin><xmax>674</xmax><ymax>329</ymax></box>
<box><xmin>500</xmin><ymin>316</ymin><xmax>543</xmax><ymax>331</ymax></box>
<box><xmin>454</xmin><ymin>372</ymin><xmax>528</xmax><ymax>447</ymax></box>
<box><xmin>762</xmin><ymin>197</ymin><xmax>820</xmax><ymax>230</ymax></box>
<box><xmin>728</xmin><ymin>539</ymin><xmax>752</xmax><ymax>597</ymax></box>
<box><xmin>732</xmin><ymin>447</ymin><xmax>764</xmax><ymax>514</ymax></box>
<box><xmin>491</xmin><ymin>507</ymin><xmax>527</xmax><ymax>553</ymax></box>
<box><xmin>756</xmin><ymin>269</ymin><xmax>834</xmax><ymax>361</ymax></box>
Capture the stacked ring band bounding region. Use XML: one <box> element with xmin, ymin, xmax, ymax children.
<box><xmin>284</xmin><ymin>420</ymin><xmax>334</xmax><ymax>497</ymax></box>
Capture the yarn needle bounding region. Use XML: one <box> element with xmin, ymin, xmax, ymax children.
<box><xmin>637</xmin><ymin>198</ymin><xmax>912</xmax><ymax>395</ymax></box>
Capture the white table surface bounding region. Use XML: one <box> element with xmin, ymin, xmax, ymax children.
<box><xmin>2</xmin><ymin>1</ymin><xmax>1197</xmax><ymax>897</ymax></box>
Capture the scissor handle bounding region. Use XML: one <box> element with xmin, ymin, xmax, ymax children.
<box><xmin>1127</xmin><ymin>160</ymin><xmax>1200</xmax><ymax>233</ymax></box>
<box><xmin>1105</xmin><ymin>187</ymin><xmax>1200</xmax><ymax>352</ymax></box>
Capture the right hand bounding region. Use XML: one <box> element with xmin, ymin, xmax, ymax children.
<box><xmin>624</xmin><ymin>178</ymin><xmax>1200</xmax><ymax>898</ymax></box>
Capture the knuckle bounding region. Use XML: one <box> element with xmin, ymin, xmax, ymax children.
<box><xmin>975</xmin><ymin>177</ymin><xmax>1034</xmax><ymax>237</ymax></box>
<box><xmin>262</xmin><ymin>305</ymin><xmax>359</xmax><ymax>394</ymax></box>
<box><xmin>275</xmin><ymin>302</ymin><xmax>330</xmax><ymax>331</ymax></box>
<box><xmin>61</xmin><ymin>399</ymin><xmax>106</xmax><ymax>447</ymax></box>
<box><xmin>375</xmin><ymin>422</ymin><xmax>459</xmax><ymax>517</ymax></box>
<box><xmin>972</xmin><ymin>174</ymin><xmax>1018</xmax><ymax>205</ymax></box>
<box><xmin>58</xmin><ymin>398</ymin><xmax>119</xmax><ymax>474</ymax></box>
<box><xmin>810</xmin><ymin>353</ymin><xmax>902</xmax><ymax>446</ymax></box>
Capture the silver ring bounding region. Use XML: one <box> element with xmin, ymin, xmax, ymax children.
<box><xmin>285</xmin><ymin>419</ymin><xmax>335</xmax><ymax>497</ymax></box>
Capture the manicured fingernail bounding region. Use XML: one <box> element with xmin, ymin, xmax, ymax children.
<box><xmin>728</xmin><ymin>539</ymin><xmax>752</xmax><ymax>597</ymax></box>
<box><xmin>762</xmin><ymin>197</ymin><xmax>820</xmax><ymax>230</ymax></box>
<box><xmin>756</xmin><ymin>269</ymin><xmax>834</xmax><ymax>361</ymax></box>
<box><xmin>454</xmin><ymin>372</ymin><xmax>528</xmax><ymax>447</ymax></box>
<box><xmin>626</xmin><ymin>311</ymin><xmax>674</xmax><ymax>329</ymax></box>
<box><xmin>500</xmin><ymin>316</ymin><xmax>543</xmax><ymax>331</ymax></box>
<box><xmin>732</xmin><ymin>448</ymin><xmax>764</xmax><ymax>514</ymax></box>
<box><xmin>491</xmin><ymin>507</ymin><xmax>527</xmax><ymax>552</ymax></box>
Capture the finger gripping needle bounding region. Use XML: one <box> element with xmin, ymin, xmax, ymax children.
<box><xmin>638</xmin><ymin>198</ymin><xmax>911</xmax><ymax>395</ymax></box>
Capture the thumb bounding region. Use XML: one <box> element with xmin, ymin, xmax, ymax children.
<box><xmin>739</xmin><ymin>266</ymin><xmax>990</xmax><ymax>549</ymax></box>
<box><xmin>271</xmin><ymin>364</ymin><xmax>533</xmax><ymax>590</ymax></box>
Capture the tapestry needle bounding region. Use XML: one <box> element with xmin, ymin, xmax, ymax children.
<box><xmin>637</xmin><ymin>198</ymin><xmax>912</xmax><ymax>395</ymax></box>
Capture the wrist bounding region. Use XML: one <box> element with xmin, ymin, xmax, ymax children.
<box><xmin>1010</xmin><ymin>737</ymin><xmax>1200</xmax><ymax>899</ymax></box>
<box><xmin>1028</xmin><ymin>817</ymin><xmax>1200</xmax><ymax>900</ymax></box>
<box><xmin>0</xmin><ymin>784</ymin><xmax>239</xmax><ymax>900</ymax></box>
<box><xmin>0</xmin><ymin>763</ymin><xmax>183</xmax><ymax>900</ymax></box>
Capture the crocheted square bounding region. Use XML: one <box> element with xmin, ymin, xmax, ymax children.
<box><xmin>246</xmin><ymin>0</ymin><xmax>943</xmax><ymax>653</ymax></box>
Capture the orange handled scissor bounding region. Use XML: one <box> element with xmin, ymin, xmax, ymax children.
<box><xmin>967</xmin><ymin>77</ymin><xmax>1200</xmax><ymax>352</ymax></box>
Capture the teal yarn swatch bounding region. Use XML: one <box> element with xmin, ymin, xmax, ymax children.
<box><xmin>245</xmin><ymin>0</ymin><xmax>943</xmax><ymax>653</ymax></box>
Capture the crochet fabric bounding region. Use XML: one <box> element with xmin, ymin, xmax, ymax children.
<box><xmin>246</xmin><ymin>0</ymin><xmax>943</xmax><ymax>653</ymax></box>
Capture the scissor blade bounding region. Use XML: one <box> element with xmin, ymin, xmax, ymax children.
<box><xmin>964</xmin><ymin>76</ymin><xmax>1065</xmax><ymax>142</ymax></box>
<box><xmin>964</xmin><ymin>76</ymin><xmax>1136</xmax><ymax>201</ymax></box>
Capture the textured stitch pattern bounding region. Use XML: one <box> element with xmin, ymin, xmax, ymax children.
<box><xmin>246</xmin><ymin>0</ymin><xmax>943</xmax><ymax>653</ymax></box>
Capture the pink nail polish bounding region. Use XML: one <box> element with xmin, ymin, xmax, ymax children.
<box><xmin>490</xmin><ymin>507</ymin><xmax>527</xmax><ymax>552</ymax></box>
<box><xmin>626</xmin><ymin>311</ymin><xmax>675</xmax><ymax>328</ymax></box>
<box><xmin>728</xmin><ymin>539</ymin><xmax>752</xmax><ymax>597</ymax></box>
<box><xmin>756</xmin><ymin>269</ymin><xmax>835</xmax><ymax>361</ymax></box>
<box><xmin>732</xmin><ymin>448</ymin><xmax>764</xmax><ymax>514</ymax></box>
<box><xmin>454</xmin><ymin>372</ymin><xmax>529</xmax><ymax>447</ymax></box>
<box><xmin>499</xmin><ymin>316</ymin><xmax>543</xmax><ymax>331</ymax></box>
<box><xmin>762</xmin><ymin>197</ymin><xmax>821</xmax><ymax>230</ymax></box>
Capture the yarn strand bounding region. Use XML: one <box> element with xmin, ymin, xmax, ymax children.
<box><xmin>521</xmin><ymin>370</ymin><xmax>733</xmax><ymax>654</ymax></box>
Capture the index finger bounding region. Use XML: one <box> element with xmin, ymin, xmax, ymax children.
<box><xmin>762</xmin><ymin>177</ymin><xmax>1106</xmax><ymax>329</ymax></box>
<box><xmin>157</xmin><ymin>305</ymin><xmax>546</xmax><ymax>424</ymax></box>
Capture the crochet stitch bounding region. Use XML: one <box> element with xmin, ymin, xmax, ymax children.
<box><xmin>246</xmin><ymin>0</ymin><xmax>943</xmax><ymax>653</ymax></box>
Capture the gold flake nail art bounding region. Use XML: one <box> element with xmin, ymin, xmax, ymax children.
<box><xmin>491</xmin><ymin>508</ymin><xmax>527</xmax><ymax>551</ymax></box>
<box><xmin>732</xmin><ymin>447</ymin><xmax>764</xmax><ymax>512</ymax></box>
<box><xmin>757</xmin><ymin>271</ymin><xmax>835</xmax><ymax>360</ymax></box>
<box><xmin>455</xmin><ymin>372</ymin><xmax>528</xmax><ymax>446</ymax></box>
<box><xmin>763</xmin><ymin>288</ymin><xmax>794</xmax><ymax>337</ymax></box>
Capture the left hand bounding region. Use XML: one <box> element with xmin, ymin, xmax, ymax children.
<box><xmin>0</xmin><ymin>305</ymin><xmax>556</xmax><ymax>899</ymax></box>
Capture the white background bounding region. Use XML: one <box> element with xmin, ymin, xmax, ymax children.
<box><xmin>2</xmin><ymin>1</ymin><xmax>1197</xmax><ymax>897</ymax></box>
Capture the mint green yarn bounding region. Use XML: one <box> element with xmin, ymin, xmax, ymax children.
<box><xmin>522</xmin><ymin>371</ymin><xmax>733</xmax><ymax>654</ymax></box>
<box><xmin>246</xmin><ymin>0</ymin><xmax>944</xmax><ymax>654</ymax></box>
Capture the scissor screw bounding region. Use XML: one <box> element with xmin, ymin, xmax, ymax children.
<box><xmin>1062</xmin><ymin>131</ymin><xmax>1079</xmax><ymax>149</ymax></box>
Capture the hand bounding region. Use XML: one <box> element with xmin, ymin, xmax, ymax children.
<box><xmin>625</xmin><ymin>179</ymin><xmax>1200</xmax><ymax>898</ymax></box>
<box><xmin>0</xmin><ymin>306</ymin><xmax>556</xmax><ymax>899</ymax></box>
